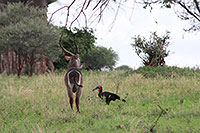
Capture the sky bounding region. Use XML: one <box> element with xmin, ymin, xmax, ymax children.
<box><xmin>47</xmin><ymin>0</ymin><xmax>200</xmax><ymax>69</ymax></box>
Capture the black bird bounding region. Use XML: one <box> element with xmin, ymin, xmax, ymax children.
<box><xmin>93</xmin><ymin>86</ymin><xmax>126</xmax><ymax>105</ymax></box>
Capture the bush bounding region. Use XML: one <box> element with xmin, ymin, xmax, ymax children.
<box><xmin>131</xmin><ymin>31</ymin><xmax>171</xmax><ymax>66</ymax></box>
<box><xmin>115</xmin><ymin>65</ymin><xmax>133</xmax><ymax>71</ymax></box>
<box><xmin>127</xmin><ymin>66</ymin><xmax>200</xmax><ymax>78</ymax></box>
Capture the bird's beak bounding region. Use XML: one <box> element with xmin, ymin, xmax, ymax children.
<box><xmin>93</xmin><ymin>87</ymin><xmax>98</xmax><ymax>91</ymax></box>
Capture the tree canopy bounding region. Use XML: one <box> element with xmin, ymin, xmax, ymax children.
<box><xmin>82</xmin><ymin>46</ymin><xmax>119</xmax><ymax>71</ymax></box>
<box><xmin>0</xmin><ymin>2</ymin><xmax>60</xmax><ymax>76</ymax></box>
<box><xmin>0</xmin><ymin>0</ymin><xmax>56</xmax><ymax>8</ymax></box>
<box><xmin>54</xmin><ymin>27</ymin><xmax>96</xmax><ymax>69</ymax></box>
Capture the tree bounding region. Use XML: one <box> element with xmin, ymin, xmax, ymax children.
<box><xmin>137</xmin><ymin>0</ymin><xmax>200</xmax><ymax>32</ymax></box>
<box><xmin>82</xmin><ymin>46</ymin><xmax>118</xmax><ymax>71</ymax></box>
<box><xmin>54</xmin><ymin>27</ymin><xmax>96</xmax><ymax>69</ymax></box>
<box><xmin>1</xmin><ymin>0</ymin><xmax>120</xmax><ymax>29</ymax></box>
<box><xmin>131</xmin><ymin>31</ymin><xmax>170</xmax><ymax>67</ymax></box>
<box><xmin>0</xmin><ymin>2</ymin><xmax>60</xmax><ymax>76</ymax></box>
<box><xmin>115</xmin><ymin>65</ymin><xmax>133</xmax><ymax>71</ymax></box>
<box><xmin>0</xmin><ymin>0</ymin><xmax>56</xmax><ymax>8</ymax></box>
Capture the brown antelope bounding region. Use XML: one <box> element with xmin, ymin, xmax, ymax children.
<box><xmin>60</xmin><ymin>41</ymin><xmax>83</xmax><ymax>113</ymax></box>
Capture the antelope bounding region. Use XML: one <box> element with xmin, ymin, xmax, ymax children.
<box><xmin>60</xmin><ymin>41</ymin><xmax>83</xmax><ymax>113</ymax></box>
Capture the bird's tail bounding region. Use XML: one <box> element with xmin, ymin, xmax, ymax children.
<box><xmin>122</xmin><ymin>99</ymin><xmax>126</xmax><ymax>102</ymax></box>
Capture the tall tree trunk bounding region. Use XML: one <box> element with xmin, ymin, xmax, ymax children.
<box><xmin>16</xmin><ymin>53</ymin><xmax>24</xmax><ymax>78</ymax></box>
<box><xmin>6</xmin><ymin>51</ymin><xmax>10</xmax><ymax>75</ymax></box>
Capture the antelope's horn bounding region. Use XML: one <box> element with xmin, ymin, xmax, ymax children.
<box><xmin>59</xmin><ymin>39</ymin><xmax>75</xmax><ymax>56</ymax></box>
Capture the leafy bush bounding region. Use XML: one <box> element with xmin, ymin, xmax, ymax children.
<box><xmin>131</xmin><ymin>31</ymin><xmax>171</xmax><ymax>66</ymax></box>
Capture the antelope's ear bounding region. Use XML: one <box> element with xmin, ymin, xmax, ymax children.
<box><xmin>64</xmin><ymin>56</ymin><xmax>71</xmax><ymax>61</ymax></box>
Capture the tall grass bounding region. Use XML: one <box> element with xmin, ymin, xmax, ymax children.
<box><xmin>0</xmin><ymin>67</ymin><xmax>200</xmax><ymax>132</ymax></box>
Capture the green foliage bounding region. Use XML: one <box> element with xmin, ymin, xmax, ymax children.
<box><xmin>0</xmin><ymin>0</ymin><xmax>56</xmax><ymax>8</ymax></box>
<box><xmin>0</xmin><ymin>2</ymin><xmax>45</xmax><ymax>27</ymax></box>
<box><xmin>82</xmin><ymin>46</ymin><xmax>119</xmax><ymax>71</ymax></box>
<box><xmin>54</xmin><ymin>27</ymin><xmax>96</xmax><ymax>69</ymax></box>
<box><xmin>0</xmin><ymin>18</ymin><xmax>60</xmax><ymax>60</ymax></box>
<box><xmin>0</xmin><ymin>2</ymin><xmax>60</xmax><ymax>76</ymax></box>
<box><xmin>131</xmin><ymin>31</ymin><xmax>171</xmax><ymax>66</ymax></box>
<box><xmin>128</xmin><ymin>66</ymin><xmax>200</xmax><ymax>78</ymax></box>
<box><xmin>62</xmin><ymin>27</ymin><xmax>96</xmax><ymax>56</ymax></box>
<box><xmin>115</xmin><ymin>65</ymin><xmax>133</xmax><ymax>71</ymax></box>
<box><xmin>55</xmin><ymin>28</ymin><xmax>118</xmax><ymax>71</ymax></box>
<box><xmin>0</xmin><ymin>69</ymin><xmax>200</xmax><ymax>132</ymax></box>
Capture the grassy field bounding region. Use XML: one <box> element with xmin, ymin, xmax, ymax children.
<box><xmin>0</xmin><ymin>67</ymin><xmax>200</xmax><ymax>132</ymax></box>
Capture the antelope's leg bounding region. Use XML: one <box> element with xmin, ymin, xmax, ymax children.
<box><xmin>68</xmin><ymin>90</ymin><xmax>73</xmax><ymax>111</ymax></box>
<box><xmin>75</xmin><ymin>97</ymin><xmax>80</xmax><ymax>113</ymax></box>
<box><xmin>76</xmin><ymin>88</ymin><xmax>82</xmax><ymax>113</ymax></box>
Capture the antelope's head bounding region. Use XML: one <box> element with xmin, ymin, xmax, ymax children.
<box><xmin>60</xmin><ymin>41</ymin><xmax>82</xmax><ymax>69</ymax></box>
<box><xmin>64</xmin><ymin>54</ymin><xmax>81</xmax><ymax>68</ymax></box>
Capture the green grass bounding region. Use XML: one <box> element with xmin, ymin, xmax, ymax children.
<box><xmin>0</xmin><ymin>67</ymin><xmax>200</xmax><ymax>132</ymax></box>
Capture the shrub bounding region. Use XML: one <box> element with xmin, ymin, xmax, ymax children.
<box><xmin>115</xmin><ymin>65</ymin><xmax>133</xmax><ymax>71</ymax></box>
<box><xmin>131</xmin><ymin>31</ymin><xmax>171</xmax><ymax>66</ymax></box>
<box><xmin>127</xmin><ymin>66</ymin><xmax>200</xmax><ymax>78</ymax></box>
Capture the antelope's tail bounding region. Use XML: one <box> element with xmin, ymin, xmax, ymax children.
<box><xmin>74</xmin><ymin>77</ymin><xmax>83</xmax><ymax>88</ymax></box>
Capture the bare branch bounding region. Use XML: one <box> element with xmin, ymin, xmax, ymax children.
<box><xmin>90</xmin><ymin>0</ymin><xmax>110</xmax><ymax>25</ymax></box>
<box><xmin>85</xmin><ymin>0</ymin><xmax>92</xmax><ymax>10</ymax></box>
<box><xmin>177</xmin><ymin>1</ymin><xmax>200</xmax><ymax>22</ymax></box>
<box><xmin>150</xmin><ymin>105</ymin><xmax>168</xmax><ymax>132</ymax></box>
<box><xmin>47</xmin><ymin>5</ymin><xmax>68</xmax><ymax>25</ymax></box>
<box><xmin>93</xmin><ymin>0</ymin><xmax>102</xmax><ymax>10</ymax></box>
<box><xmin>58</xmin><ymin>0</ymin><xmax>76</xmax><ymax>56</ymax></box>
<box><xmin>69</xmin><ymin>0</ymin><xmax>87</xmax><ymax>30</ymax></box>
<box><xmin>109</xmin><ymin>0</ymin><xmax>122</xmax><ymax>32</ymax></box>
<box><xmin>83</xmin><ymin>11</ymin><xmax>88</xmax><ymax>27</ymax></box>
<box><xmin>193</xmin><ymin>0</ymin><xmax>200</xmax><ymax>14</ymax></box>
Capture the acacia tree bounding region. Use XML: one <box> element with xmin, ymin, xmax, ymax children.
<box><xmin>137</xmin><ymin>0</ymin><xmax>200</xmax><ymax>32</ymax></box>
<box><xmin>0</xmin><ymin>0</ymin><xmax>56</xmax><ymax>8</ymax></box>
<box><xmin>0</xmin><ymin>3</ymin><xmax>60</xmax><ymax>76</ymax></box>
<box><xmin>131</xmin><ymin>31</ymin><xmax>171</xmax><ymax>67</ymax></box>
<box><xmin>82</xmin><ymin>46</ymin><xmax>118</xmax><ymax>71</ymax></box>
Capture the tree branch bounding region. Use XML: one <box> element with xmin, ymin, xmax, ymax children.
<box><xmin>47</xmin><ymin>5</ymin><xmax>68</xmax><ymax>25</ymax></box>
<box><xmin>193</xmin><ymin>0</ymin><xmax>200</xmax><ymax>14</ymax></box>
<box><xmin>69</xmin><ymin>0</ymin><xmax>87</xmax><ymax>30</ymax></box>
<box><xmin>178</xmin><ymin>1</ymin><xmax>200</xmax><ymax>22</ymax></box>
<box><xmin>109</xmin><ymin>0</ymin><xmax>122</xmax><ymax>31</ymax></box>
<box><xmin>150</xmin><ymin>105</ymin><xmax>168</xmax><ymax>132</ymax></box>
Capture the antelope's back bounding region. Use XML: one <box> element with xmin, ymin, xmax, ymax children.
<box><xmin>64</xmin><ymin>68</ymin><xmax>83</xmax><ymax>93</ymax></box>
